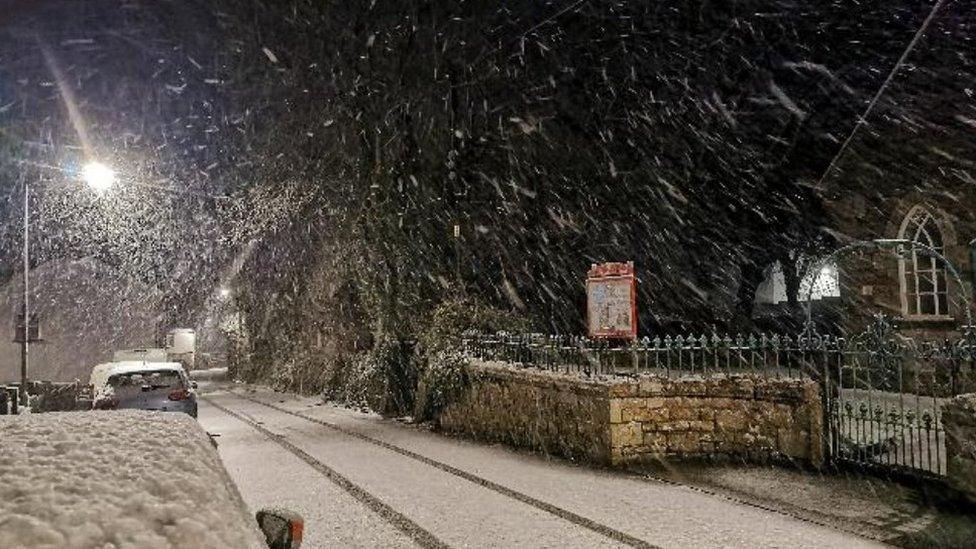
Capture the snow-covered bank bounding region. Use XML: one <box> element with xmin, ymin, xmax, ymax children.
<box><xmin>190</xmin><ymin>367</ymin><xmax>230</xmax><ymax>382</ymax></box>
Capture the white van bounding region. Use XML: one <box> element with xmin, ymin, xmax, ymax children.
<box><xmin>112</xmin><ymin>347</ymin><xmax>169</xmax><ymax>362</ymax></box>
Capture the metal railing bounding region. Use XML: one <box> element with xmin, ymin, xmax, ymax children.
<box><xmin>461</xmin><ymin>327</ymin><xmax>976</xmax><ymax>385</ymax></box>
<box><xmin>461</xmin><ymin>318</ymin><xmax>976</xmax><ymax>478</ymax></box>
<box><xmin>462</xmin><ymin>331</ymin><xmax>830</xmax><ymax>379</ymax></box>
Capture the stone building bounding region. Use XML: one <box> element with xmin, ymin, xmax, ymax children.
<box><xmin>767</xmin><ymin>3</ymin><xmax>976</xmax><ymax>339</ymax></box>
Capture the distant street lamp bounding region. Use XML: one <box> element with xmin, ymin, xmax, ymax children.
<box><xmin>81</xmin><ymin>161</ymin><xmax>115</xmax><ymax>193</ymax></box>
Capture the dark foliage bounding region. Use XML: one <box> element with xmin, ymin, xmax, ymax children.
<box><xmin>0</xmin><ymin>0</ymin><xmax>954</xmax><ymax>369</ymax></box>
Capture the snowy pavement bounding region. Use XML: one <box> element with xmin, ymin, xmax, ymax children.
<box><xmin>197</xmin><ymin>387</ymin><xmax>886</xmax><ymax>549</ymax></box>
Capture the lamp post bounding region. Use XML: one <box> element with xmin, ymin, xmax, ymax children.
<box><xmin>19</xmin><ymin>177</ymin><xmax>29</xmax><ymax>406</ymax></box>
<box><xmin>17</xmin><ymin>161</ymin><xmax>115</xmax><ymax>407</ymax></box>
<box><xmin>15</xmin><ymin>158</ymin><xmax>229</xmax><ymax>408</ymax></box>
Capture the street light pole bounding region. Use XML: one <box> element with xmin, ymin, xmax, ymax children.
<box><xmin>9</xmin><ymin>160</ymin><xmax>219</xmax><ymax>402</ymax></box>
<box><xmin>20</xmin><ymin>178</ymin><xmax>29</xmax><ymax>406</ymax></box>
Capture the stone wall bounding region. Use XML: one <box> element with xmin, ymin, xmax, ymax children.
<box><xmin>440</xmin><ymin>361</ymin><xmax>824</xmax><ymax>468</ymax></box>
<box><xmin>609</xmin><ymin>375</ymin><xmax>823</xmax><ymax>467</ymax></box>
<box><xmin>942</xmin><ymin>393</ymin><xmax>976</xmax><ymax>503</ymax></box>
<box><xmin>439</xmin><ymin>361</ymin><xmax>612</xmax><ymax>462</ymax></box>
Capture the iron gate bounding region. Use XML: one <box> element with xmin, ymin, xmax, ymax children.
<box><xmin>819</xmin><ymin>316</ymin><xmax>975</xmax><ymax>478</ymax></box>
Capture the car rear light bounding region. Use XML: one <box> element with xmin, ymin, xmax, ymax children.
<box><xmin>168</xmin><ymin>388</ymin><xmax>189</xmax><ymax>401</ymax></box>
<box><xmin>94</xmin><ymin>397</ymin><xmax>118</xmax><ymax>410</ymax></box>
<box><xmin>291</xmin><ymin>519</ymin><xmax>304</xmax><ymax>545</ymax></box>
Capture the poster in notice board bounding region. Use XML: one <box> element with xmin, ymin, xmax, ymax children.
<box><xmin>586</xmin><ymin>262</ymin><xmax>637</xmax><ymax>340</ymax></box>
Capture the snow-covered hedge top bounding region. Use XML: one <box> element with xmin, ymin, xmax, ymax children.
<box><xmin>0</xmin><ymin>411</ymin><xmax>265</xmax><ymax>549</ymax></box>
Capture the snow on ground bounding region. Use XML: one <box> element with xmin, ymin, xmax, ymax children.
<box><xmin>189</xmin><ymin>367</ymin><xmax>230</xmax><ymax>382</ymax></box>
<box><xmin>204</xmin><ymin>387</ymin><xmax>887</xmax><ymax>548</ymax></box>
<box><xmin>0</xmin><ymin>411</ymin><xmax>265</xmax><ymax>549</ymax></box>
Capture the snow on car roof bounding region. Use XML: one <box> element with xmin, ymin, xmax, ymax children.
<box><xmin>98</xmin><ymin>361</ymin><xmax>187</xmax><ymax>377</ymax></box>
<box><xmin>0</xmin><ymin>411</ymin><xmax>265</xmax><ymax>549</ymax></box>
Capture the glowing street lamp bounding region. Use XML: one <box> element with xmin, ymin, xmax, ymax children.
<box><xmin>81</xmin><ymin>161</ymin><xmax>115</xmax><ymax>192</ymax></box>
<box><xmin>17</xmin><ymin>160</ymin><xmax>116</xmax><ymax>406</ymax></box>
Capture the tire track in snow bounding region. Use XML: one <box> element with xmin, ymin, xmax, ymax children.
<box><xmin>203</xmin><ymin>396</ymin><xmax>451</xmax><ymax>549</ymax></box>
<box><xmin>228</xmin><ymin>391</ymin><xmax>659</xmax><ymax>549</ymax></box>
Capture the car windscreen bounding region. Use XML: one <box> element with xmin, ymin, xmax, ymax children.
<box><xmin>107</xmin><ymin>370</ymin><xmax>184</xmax><ymax>396</ymax></box>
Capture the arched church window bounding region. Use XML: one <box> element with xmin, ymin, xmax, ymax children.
<box><xmin>899</xmin><ymin>206</ymin><xmax>949</xmax><ymax>317</ymax></box>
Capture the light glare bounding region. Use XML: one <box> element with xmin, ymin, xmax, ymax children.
<box><xmin>82</xmin><ymin>162</ymin><xmax>115</xmax><ymax>192</ymax></box>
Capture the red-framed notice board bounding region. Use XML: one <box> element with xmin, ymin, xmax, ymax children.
<box><xmin>586</xmin><ymin>261</ymin><xmax>637</xmax><ymax>340</ymax></box>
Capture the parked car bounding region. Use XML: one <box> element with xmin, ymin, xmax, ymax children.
<box><xmin>0</xmin><ymin>410</ymin><xmax>302</xmax><ymax>548</ymax></box>
<box><xmin>92</xmin><ymin>361</ymin><xmax>198</xmax><ymax>418</ymax></box>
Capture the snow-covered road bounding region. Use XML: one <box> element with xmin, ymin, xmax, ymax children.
<box><xmin>198</xmin><ymin>389</ymin><xmax>887</xmax><ymax>549</ymax></box>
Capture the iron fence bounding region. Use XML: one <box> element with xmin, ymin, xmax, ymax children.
<box><xmin>463</xmin><ymin>331</ymin><xmax>835</xmax><ymax>379</ymax></box>
<box><xmin>461</xmin><ymin>317</ymin><xmax>976</xmax><ymax>478</ymax></box>
<box><xmin>461</xmin><ymin>326</ymin><xmax>976</xmax><ymax>385</ymax></box>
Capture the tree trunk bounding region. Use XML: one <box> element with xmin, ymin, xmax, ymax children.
<box><xmin>781</xmin><ymin>254</ymin><xmax>802</xmax><ymax>311</ymax></box>
<box><xmin>735</xmin><ymin>260</ymin><xmax>766</xmax><ymax>327</ymax></box>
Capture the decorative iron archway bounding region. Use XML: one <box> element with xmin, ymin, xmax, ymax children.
<box><xmin>799</xmin><ymin>239</ymin><xmax>974</xmax><ymax>477</ymax></box>
<box><xmin>802</xmin><ymin>238</ymin><xmax>973</xmax><ymax>330</ymax></box>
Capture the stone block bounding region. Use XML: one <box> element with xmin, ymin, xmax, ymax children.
<box><xmin>645</xmin><ymin>397</ymin><xmax>665</xmax><ymax>409</ymax></box>
<box><xmin>768</xmin><ymin>404</ymin><xmax>796</xmax><ymax>428</ymax></box>
<box><xmin>610</xmin><ymin>447</ymin><xmax>625</xmax><ymax>466</ymax></box>
<box><xmin>706</xmin><ymin>377</ymin><xmax>752</xmax><ymax>398</ymax></box>
<box><xmin>685</xmin><ymin>420</ymin><xmax>714</xmax><ymax>432</ymax></box>
<box><xmin>676</xmin><ymin>380</ymin><xmax>708</xmax><ymax>396</ymax></box>
<box><xmin>642</xmin><ymin>432</ymin><xmax>669</xmax><ymax>451</ymax></box>
<box><xmin>645</xmin><ymin>407</ymin><xmax>672</xmax><ymax>424</ymax></box>
<box><xmin>611</xmin><ymin>422</ymin><xmax>643</xmax><ymax>448</ymax></box>
<box><xmin>638</xmin><ymin>378</ymin><xmax>665</xmax><ymax>396</ymax></box>
<box><xmin>669</xmin><ymin>406</ymin><xmax>700</xmax><ymax>421</ymax></box>
<box><xmin>663</xmin><ymin>420</ymin><xmax>714</xmax><ymax>432</ymax></box>
<box><xmin>667</xmin><ymin>432</ymin><xmax>701</xmax><ymax>453</ymax></box>
<box><xmin>942</xmin><ymin>393</ymin><xmax>976</xmax><ymax>502</ymax></box>
<box><xmin>609</xmin><ymin>399</ymin><xmax>624</xmax><ymax>424</ymax></box>
<box><xmin>697</xmin><ymin>432</ymin><xmax>716</xmax><ymax>443</ymax></box>
<box><xmin>715</xmin><ymin>409</ymin><xmax>748</xmax><ymax>432</ymax></box>
<box><xmin>557</xmin><ymin>390</ymin><xmax>578</xmax><ymax>407</ymax></box>
<box><xmin>753</xmin><ymin>384</ymin><xmax>789</xmax><ymax>402</ymax></box>
<box><xmin>698</xmin><ymin>408</ymin><xmax>716</xmax><ymax>421</ymax></box>
<box><xmin>801</xmin><ymin>382</ymin><xmax>821</xmax><ymax>405</ymax></box>
<box><xmin>609</xmin><ymin>382</ymin><xmax>638</xmax><ymax>398</ymax></box>
<box><xmin>707</xmin><ymin>397</ymin><xmax>737</xmax><ymax>409</ymax></box>
<box><xmin>732</xmin><ymin>378</ymin><xmax>756</xmax><ymax>398</ymax></box>
<box><xmin>618</xmin><ymin>398</ymin><xmax>643</xmax><ymax>421</ymax></box>
<box><xmin>777</xmin><ymin>428</ymin><xmax>810</xmax><ymax>459</ymax></box>
<box><xmin>741</xmin><ymin>432</ymin><xmax>776</xmax><ymax>451</ymax></box>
